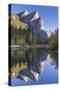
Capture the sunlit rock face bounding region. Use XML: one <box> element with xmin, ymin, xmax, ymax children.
<box><xmin>30</xmin><ymin>11</ymin><xmax>39</xmax><ymax>21</ymax></box>
<box><xmin>17</xmin><ymin>10</ymin><xmax>48</xmax><ymax>43</ymax></box>
<box><xmin>40</xmin><ymin>18</ymin><xmax>44</xmax><ymax>30</ymax></box>
<box><xmin>17</xmin><ymin>10</ymin><xmax>44</xmax><ymax>30</ymax></box>
<box><xmin>17</xmin><ymin>10</ymin><xmax>29</xmax><ymax>17</ymax></box>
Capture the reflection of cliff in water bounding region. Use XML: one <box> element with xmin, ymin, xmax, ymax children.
<box><xmin>10</xmin><ymin>48</ymin><xmax>48</xmax><ymax>81</ymax></box>
<box><xmin>49</xmin><ymin>51</ymin><xmax>58</xmax><ymax>69</ymax></box>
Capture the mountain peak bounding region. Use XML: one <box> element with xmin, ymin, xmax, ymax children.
<box><xmin>35</xmin><ymin>11</ymin><xmax>39</xmax><ymax>18</ymax></box>
<box><xmin>17</xmin><ymin>10</ymin><xmax>29</xmax><ymax>17</ymax></box>
<box><xmin>31</xmin><ymin>11</ymin><xmax>39</xmax><ymax>21</ymax></box>
<box><xmin>24</xmin><ymin>10</ymin><xmax>29</xmax><ymax>16</ymax></box>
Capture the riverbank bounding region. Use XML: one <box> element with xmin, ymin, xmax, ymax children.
<box><xmin>10</xmin><ymin>44</ymin><xmax>49</xmax><ymax>48</ymax></box>
<box><xmin>10</xmin><ymin>45</ymin><xmax>58</xmax><ymax>52</ymax></box>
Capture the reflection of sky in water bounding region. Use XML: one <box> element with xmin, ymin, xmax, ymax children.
<box><xmin>10</xmin><ymin>53</ymin><xmax>58</xmax><ymax>86</ymax></box>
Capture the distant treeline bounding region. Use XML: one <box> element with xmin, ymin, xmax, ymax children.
<box><xmin>49</xmin><ymin>28</ymin><xmax>58</xmax><ymax>50</ymax></box>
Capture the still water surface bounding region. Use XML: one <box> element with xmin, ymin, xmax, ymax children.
<box><xmin>10</xmin><ymin>48</ymin><xmax>58</xmax><ymax>86</ymax></box>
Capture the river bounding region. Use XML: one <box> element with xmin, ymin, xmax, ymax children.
<box><xmin>9</xmin><ymin>48</ymin><xmax>58</xmax><ymax>86</ymax></box>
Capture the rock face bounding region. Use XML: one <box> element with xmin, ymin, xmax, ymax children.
<box><xmin>17</xmin><ymin>10</ymin><xmax>48</xmax><ymax>43</ymax></box>
<box><xmin>10</xmin><ymin>10</ymin><xmax>48</xmax><ymax>44</ymax></box>
<box><xmin>17</xmin><ymin>10</ymin><xmax>29</xmax><ymax>17</ymax></box>
<box><xmin>17</xmin><ymin>10</ymin><xmax>43</xmax><ymax>30</ymax></box>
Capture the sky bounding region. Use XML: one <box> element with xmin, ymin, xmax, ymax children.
<box><xmin>9</xmin><ymin>4</ymin><xmax>58</xmax><ymax>36</ymax></box>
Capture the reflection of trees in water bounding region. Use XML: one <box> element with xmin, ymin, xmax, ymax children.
<box><xmin>10</xmin><ymin>48</ymin><xmax>48</xmax><ymax>81</ymax></box>
<box><xmin>36</xmin><ymin>48</ymin><xmax>48</xmax><ymax>62</ymax></box>
<box><xmin>10</xmin><ymin>49</ymin><xmax>28</xmax><ymax>78</ymax></box>
<box><xmin>49</xmin><ymin>51</ymin><xmax>58</xmax><ymax>69</ymax></box>
<box><xmin>24</xmin><ymin>48</ymin><xmax>48</xmax><ymax>74</ymax></box>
